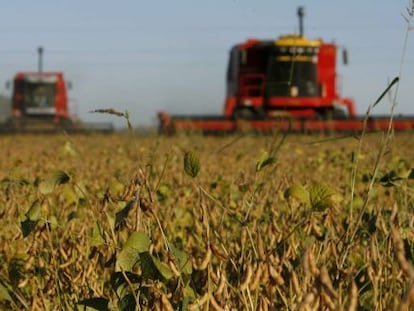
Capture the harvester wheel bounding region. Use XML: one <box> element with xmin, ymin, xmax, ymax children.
<box><xmin>234</xmin><ymin>108</ymin><xmax>253</xmax><ymax>120</ymax></box>
<box><xmin>319</xmin><ymin>108</ymin><xmax>346</xmax><ymax>120</ymax></box>
<box><xmin>234</xmin><ymin>107</ymin><xmax>264</xmax><ymax>120</ymax></box>
<box><xmin>58</xmin><ymin>118</ymin><xmax>74</xmax><ymax>130</ymax></box>
<box><xmin>332</xmin><ymin>109</ymin><xmax>347</xmax><ymax>119</ymax></box>
<box><xmin>6</xmin><ymin>117</ymin><xmax>24</xmax><ymax>129</ymax></box>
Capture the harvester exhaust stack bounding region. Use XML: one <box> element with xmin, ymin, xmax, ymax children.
<box><xmin>37</xmin><ymin>46</ymin><xmax>43</xmax><ymax>73</ymax></box>
<box><xmin>297</xmin><ymin>6</ymin><xmax>305</xmax><ymax>36</ymax></box>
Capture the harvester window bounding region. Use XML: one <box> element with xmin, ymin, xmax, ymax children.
<box><xmin>266</xmin><ymin>52</ymin><xmax>320</xmax><ymax>98</ymax></box>
<box><xmin>24</xmin><ymin>83</ymin><xmax>56</xmax><ymax>110</ymax></box>
<box><xmin>239</xmin><ymin>48</ymin><xmax>270</xmax><ymax>74</ymax></box>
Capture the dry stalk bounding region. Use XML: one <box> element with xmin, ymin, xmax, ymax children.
<box><xmin>240</xmin><ymin>227</ymin><xmax>247</xmax><ymax>248</ymax></box>
<box><xmin>392</xmin><ymin>226</ymin><xmax>414</xmax><ymax>279</ymax></box>
<box><xmin>398</xmin><ymin>283</ymin><xmax>414</xmax><ymax>311</ymax></box>
<box><xmin>303</xmin><ymin>246</ymin><xmax>319</xmax><ymax>277</ymax></box>
<box><xmin>160</xmin><ymin>293</ymin><xmax>174</xmax><ymax>311</ymax></box>
<box><xmin>298</xmin><ymin>291</ymin><xmax>317</xmax><ymax>311</ymax></box>
<box><xmin>187</xmin><ymin>292</ymin><xmax>210</xmax><ymax>311</ymax></box>
<box><xmin>257</xmin><ymin>233</ymin><xmax>266</xmax><ymax>261</ymax></box>
<box><xmin>320</xmin><ymin>290</ymin><xmax>336</xmax><ymax>310</ymax></box>
<box><xmin>268</xmin><ymin>264</ymin><xmax>284</xmax><ymax>286</ymax></box>
<box><xmin>250</xmin><ymin>262</ymin><xmax>265</xmax><ymax>290</ymax></box>
<box><xmin>209</xmin><ymin>294</ymin><xmax>225</xmax><ymax>311</ymax></box>
<box><xmin>194</xmin><ymin>247</ymin><xmax>212</xmax><ymax>270</ymax></box>
<box><xmin>210</xmin><ymin>242</ymin><xmax>227</xmax><ymax>261</ymax></box>
<box><xmin>209</xmin><ymin>268</ymin><xmax>219</xmax><ymax>286</ymax></box>
<box><xmin>318</xmin><ymin>266</ymin><xmax>338</xmax><ymax>299</ymax></box>
<box><xmin>168</xmin><ymin>259</ymin><xmax>181</xmax><ymax>277</ymax></box>
<box><xmin>239</xmin><ymin>264</ymin><xmax>253</xmax><ymax>291</ymax></box>
<box><xmin>215</xmin><ymin>269</ymin><xmax>227</xmax><ymax>296</ymax></box>
<box><xmin>347</xmin><ymin>281</ymin><xmax>358</xmax><ymax>311</ymax></box>
<box><xmin>367</xmin><ymin>265</ymin><xmax>378</xmax><ymax>301</ymax></box>
<box><xmin>120</xmin><ymin>269</ymin><xmax>139</xmax><ymax>307</ymax></box>
<box><xmin>291</xmin><ymin>269</ymin><xmax>302</xmax><ymax>299</ymax></box>
<box><xmin>258</xmin><ymin>296</ymin><xmax>270</xmax><ymax>311</ymax></box>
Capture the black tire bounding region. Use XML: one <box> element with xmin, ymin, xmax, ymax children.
<box><xmin>234</xmin><ymin>107</ymin><xmax>266</xmax><ymax>120</ymax></box>
<box><xmin>233</xmin><ymin>108</ymin><xmax>254</xmax><ymax>120</ymax></box>
<box><xmin>319</xmin><ymin>108</ymin><xmax>347</xmax><ymax>120</ymax></box>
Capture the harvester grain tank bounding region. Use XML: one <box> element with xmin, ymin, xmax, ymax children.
<box><xmin>158</xmin><ymin>7</ymin><xmax>414</xmax><ymax>134</ymax></box>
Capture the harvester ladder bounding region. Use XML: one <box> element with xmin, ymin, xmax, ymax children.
<box><xmin>239</xmin><ymin>73</ymin><xmax>265</xmax><ymax>97</ymax></box>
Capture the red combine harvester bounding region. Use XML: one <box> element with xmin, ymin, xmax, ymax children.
<box><xmin>1</xmin><ymin>47</ymin><xmax>113</xmax><ymax>133</ymax></box>
<box><xmin>8</xmin><ymin>71</ymin><xmax>72</xmax><ymax>128</ymax></box>
<box><xmin>158</xmin><ymin>7</ymin><xmax>414</xmax><ymax>134</ymax></box>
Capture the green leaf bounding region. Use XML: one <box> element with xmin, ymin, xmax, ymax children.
<box><xmin>119</xmin><ymin>293</ymin><xmax>136</xmax><ymax>311</ymax></box>
<box><xmin>171</xmin><ymin>246</ymin><xmax>192</xmax><ymax>275</ymax></box>
<box><xmin>21</xmin><ymin>218</ymin><xmax>38</xmax><ymax>238</ymax></box>
<box><xmin>0</xmin><ymin>282</ymin><xmax>12</xmax><ymax>302</ymax></box>
<box><xmin>47</xmin><ymin>215</ymin><xmax>59</xmax><ymax>230</ymax></box>
<box><xmin>61</xmin><ymin>141</ymin><xmax>78</xmax><ymax>157</ymax></box>
<box><xmin>182</xmin><ymin>284</ymin><xmax>197</xmax><ymax>310</ymax></box>
<box><xmin>256</xmin><ymin>151</ymin><xmax>277</xmax><ymax>172</ymax></box>
<box><xmin>21</xmin><ymin>200</ymin><xmax>42</xmax><ymax>237</ymax></box>
<box><xmin>379</xmin><ymin>168</ymin><xmax>413</xmax><ymax>187</ymax></box>
<box><xmin>61</xmin><ymin>187</ymin><xmax>79</xmax><ymax>206</ymax></box>
<box><xmin>139</xmin><ymin>252</ymin><xmax>161</xmax><ymax>280</ymax></box>
<box><xmin>373</xmin><ymin>76</ymin><xmax>399</xmax><ymax>107</ymax></box>
<box><xmin>379</xmin><ymin>171</ymin><xmax>401</xmax><ymax>187</ymax></box>
<box><xmin>116</xmin><ymin>231</ymin><xmax>150</xmax><ymax>272</ymax></box>
<box><xmin>110</xmin><ymin>272</ymin><xmax>140</xmax><ymax>301</ymax></box>
<box><xmin>115</xmin><ymin>200</ymin><xmax>135</xmax><ymax>231</ymax></box>
<box><xmin>184</xmin><ymin>284</ymin><xmax>197</xmax><ymax>299</ymax></box>
<box><xmin>151</xmin><ymin>256</ymin><xmax>174</xmax><ymax>280</ymax></box>
<box><xmin>74</xmin><ymin>182</ymin><xmax>88</xmax><ymax>199</ymax></box>
<box><xmin>39</xmin><ymin>170</ymin><xmax>71</xmax><ymax>194</ymax></box>
<box><xmin>156</xmin><ymin>184</ymin><xmax>170</xmax><ymax>202</ymax></box>
<box><xmin>309</xmin><ymin>183</ymin><xmax>339</xmax><ymax>212</ymax></box>
<box><xmin>284</xmin><ymin>184</ymin><xmax>310</xmax><ymax>206</ymax></box>
<box><xmin>39</xmin><ymin>180</ymin><xmax>55</xmax><ymax>195</ymax></box>
<box><xmin>76</xmin><ymin>297</ymin><xmax>109</xmax><ymax>311</ymax></box>
<box><xmin>184</xmin><ymin>151</ymin><xmax>200</xmax><ymax>178</ymax></box>
<box><xmin>105</xmin><ymin>213</ymin><xmax>115</xmax><ymax>231</ymax></box>
<box><xmin>8</xmin><ymin>257</ymin><xmax>25</xmax><ymax>287</ymax></box>
<box><xmin>90</xmin><ymin>222</ymin><xmax>105</xmax><ymax>247</ymax></box>
<box><xmin>26</xmin><ymin>199</ymin><xmax>42</xmax><ymax>221</ymax></box>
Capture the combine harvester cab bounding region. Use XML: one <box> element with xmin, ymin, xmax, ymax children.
<box><xmin>224</xmin><ymin>35</ymin><xmax>355</xmax><ymax>120</ymax></box>
<box><xmin>159</xmin><ymin>7</ymin><xmax>414</xmax><ymax>134</ymax></box>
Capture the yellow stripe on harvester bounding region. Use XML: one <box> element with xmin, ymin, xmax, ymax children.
<box><xmin>275</xmin><ymin>35</ymin><xmax>321</xmax><ymax>47</ymax></box>
<box><xmin>276</xmin><ymin>55</ymin><xmax>316</xmax><ymax>62</ymax></box>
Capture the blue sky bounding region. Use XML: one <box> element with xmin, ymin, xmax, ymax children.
<box><xmin>0</xmin><ymin>1</ymin><xmax>413</xmax><ymax>128</ymax></box>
